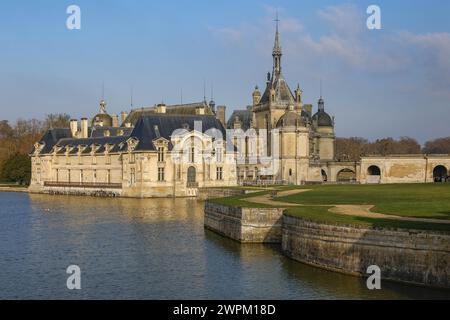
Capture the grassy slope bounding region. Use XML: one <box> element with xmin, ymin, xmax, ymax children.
<box><xmin>209</xmin><ymin>183</ymin><xmax>450</xmax><ymax>232</ymax></box>
<box><xmin>284</xmin><ymin>206</ymin><xmax>450</xmax><ymax>233</ymax></box>
<box><xmin>277</xmin><ymin>183</ymin><xmax>450</xmax><ymax>220</ymax></box>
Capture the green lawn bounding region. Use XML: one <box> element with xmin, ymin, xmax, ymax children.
<box><xmin>209</xmin><ymin>190</ymin><xmax>275</xmax><ymax>208</ymax></box>
<box><xmin>209</xmin><ymin>183</ymin><xmax>450</xmax><ymax>232</ymax></box>
<box><xmin>285</xmin><ymin>206</ymin><xmax>450</xmax><ymax>233</ymax></box>
<box><xmin>276</xmin><ymin>183</ymin><xmax>450</xmax><ymax>220</ymax></box>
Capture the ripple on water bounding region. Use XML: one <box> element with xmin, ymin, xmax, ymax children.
<box><xmin>0</xmin><ymin>192</ymin><xmax>449</xmax><ymax>299</ymax></box>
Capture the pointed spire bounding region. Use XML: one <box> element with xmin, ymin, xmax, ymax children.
<box><xmin>274</xmin><ymin>10</ymin><xmax>281</xmax><ymax>51</ymax></box>
<box><xmin>131</xmin><ymin>86</ymin><xmax>135</xmax><ymax>109</ymax></box>
<box><xmin>272</xmin><ymin>10</ymin><xmax>282</xmax><ymax>76</ymax></box>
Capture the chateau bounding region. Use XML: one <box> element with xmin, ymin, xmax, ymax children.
<box><xmin>29</xmin><ymin>25</ymin><xmax>450</xmax><ymax>197</ymax></box>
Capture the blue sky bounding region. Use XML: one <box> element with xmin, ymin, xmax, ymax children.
<box><xmin>1</xmin><ymin>0</ymin><xmax>449</xmax><ymax>143</ymax></box>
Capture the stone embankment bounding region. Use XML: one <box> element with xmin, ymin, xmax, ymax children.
<box><xmin>204</xmin><ymin>201</ymin><xmax>450</xmax><ymax>289</ymax></box>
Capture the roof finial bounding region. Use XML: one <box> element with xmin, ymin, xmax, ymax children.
<box><xmin>203</xmin><ymin>79</ymin><xmax>206</xmax><ymax>102</ymax></box>
<box><xmin>99</xmin><ymin>81</ymin><xmax>107</xmax><ymax>114</ymax></box>
<box><xmin>274</xmin><ymin>10</ymin><xmax>280</xmax><ymax>50</ymax></box>
<box><xmin>130</xmin><ymin>86</ymin><xmax>134</xmax><ymax>108</ymax></box>
<box><xmin>320</xmin><ymin>79</ymin><xmax>323</xmax><ymax>98</ymax></box>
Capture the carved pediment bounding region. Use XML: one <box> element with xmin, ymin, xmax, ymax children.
<box><xmin>33</xmin><ymin>142</ymin><xmax>45</xmax><ymax>155</ymax></box>
<box><xmin>152</xmin><ymin>137</ymin><xmax>170</xmax><ymax>149</ymax></box>
<box><xmin>126</xmin><ymin>137</ymin><xmax>139</xmax><ymax>152</ymax></box>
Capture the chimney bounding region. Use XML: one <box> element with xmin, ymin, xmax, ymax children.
<box><xmin>195</xmin><ymin>105</ymin><xmax>205</xmax><ymax>115</ymax></box>
<box><xmin>112</xmin><ymin>114</ymin><xmax>119</xmax><ymax>127</ymax></box>
<box><xmin>81</xmin><ymin>118</ymin><xmax>88</xmax><ymax>138</ymax></box>
<box><xmin>156</xmin><ymin>103</ymin><xmax>166</xmax><ymax>114</ymax></box>
<box><xmin>216</xmin><ymin>105</ymin><xmax>226</xmax><ymax>126</ymax></box>
<box><xmin>70</xmin><ymin>119</ymin><xmax>78</xmax><ymax>137</ymax></box>
<box><xmin>120</xmin><ymin>111</ymin><xmax>128</xmax><ymax>125</ymax></box>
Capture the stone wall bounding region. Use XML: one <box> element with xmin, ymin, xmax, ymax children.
<box><xmin>32</xmin><ymin>186</ymin><xmax>121</xmax><ymax>197</ymax></box>
<box><xmin>197</xmin><ymin>188</ymin><xmax>246</xmax><ymax>201</ymax></box>
<box><xmin>204</xmin><ymin>201</ymin><xmax>284</xmax><ymax>243</ymax></box>
<box><xmin>282</xmin><ymin>215</ymin><xmax>450</xmax><ymax>288</ymax></box>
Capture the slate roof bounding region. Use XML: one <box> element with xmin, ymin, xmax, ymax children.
<box><xmin>90</xmin><ymin>126</ymin><xmax>133</xmax><ymax>138</ymax></box>
<box><xmin>259</xmin><ymin>73</ymin><xmax>295</xmax><ymax>105</ymax></box>
<box><xmin>226</xmin><ymin>109</ymin><xmax>252</xmax><ymax>130</ymax></box>
<box><xmin>123</xmin><ymin>102</ymin><xmax>215</xmax><ymax>126</ymax></box>
<box><xmin>312</xmin><ymin>110</ymin><xmax>333</xmax><ymax>127</ymax></box>
<box><xmin>35</xmin><ymin>128</ymin><xmax>73</xmax><ymax>154</ymax></box>
<box><xmin>33</xmin><ymin>113</ymin><xmax>228</xmax><ymax>155</ymax></box>
<box><xmin>131</xmin><ymin>114</ymin><xmax>226</xmax><ymax>151</ymax></box>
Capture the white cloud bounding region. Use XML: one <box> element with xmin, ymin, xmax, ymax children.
<box><xmin>207</xmin><ymin>3</ymin><xmax>450</xmax><ymax>98</ymax></box>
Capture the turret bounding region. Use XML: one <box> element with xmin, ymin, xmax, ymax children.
<box><xmin>252</xmin><ymin>86</ymin><xmax>261</xmax><ymax>106</ymax></box>
<box><xmin>295</xmin><ymin>84</ymin><xmax>302</xmax><ymax>104</ymax></box>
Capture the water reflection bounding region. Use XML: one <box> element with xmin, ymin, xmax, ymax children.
<box><xmin>0</xmin><ymin>192</ymin><xmax>448</xmax><ymax>299</ymax></box>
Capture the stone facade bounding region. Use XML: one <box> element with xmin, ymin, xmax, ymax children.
<box><xmin>29</xmin><ymin>102</ymin><xmax>237</xmax><ymax>198</ymax></box>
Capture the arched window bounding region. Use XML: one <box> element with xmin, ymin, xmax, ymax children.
<box><xmin>367</xmin><ymin>165</ymin><xmax>381</xmax><ymax>176</ymax></box>
<box><xmin>433</xmin><ymin>165</ymin><xmax>448</xmax><ymax>182</ymax></box>
<box><xmin>187</xmin><ymin>166</ymin><xmax>196</xmax><ymax>183</ymax></box>
<box><xmin>337</xmin><ymin>169</ymin><xmax>356</xmax><ymax>182</ymax></box>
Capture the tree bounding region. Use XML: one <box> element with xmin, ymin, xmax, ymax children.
<box><xmin>1</xmin><ymin>153</ymin><xmax>31</xmax><ymax>185</ymax></box>
<box><xmin>336</xmin><ymin>136</ymin><xmax>422</xmax><ymax>160</ymax></box>
<box><xmin>336</xmin><ymin>137</ymin><xmax>369</xmax><ymax>161</ymax></box>
<box><xmin>0</xmin><ymin>120</ymin><xmax>13</xmax><ymax>139</ymax></box>
<box><xmin>423</xmin><ymin>137</ymin><xmax>450</xmax><ymax>154</ymax></box>
<box><xmin>44</xmin><ymin>113</ymin><xmax>71</xmax><ymax>129</ymax></box>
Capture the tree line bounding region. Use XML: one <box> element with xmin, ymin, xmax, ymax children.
<box><xmin>336</xmin><ymin>136</ymin><xmax>450</xmax><ymax>161</ymax></box>
<box><xmin>0</xmin><ymin>114</ymin><xmax>70</xmax><ymax>185</ymax></box>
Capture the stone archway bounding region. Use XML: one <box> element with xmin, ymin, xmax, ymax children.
<box><xmin>336</xmin><ymin>169</ymin><xmax>356</xmax><ymax>182</ymax></box>
<box><xmin>367</xmin><ymin>165</ymin><xmax>381</xmax><ymax>184</ymax></box>
<box><xmin>433</xmin><ymin>165</ymin><xmax>448</xmax><ymax>182</ymax></box>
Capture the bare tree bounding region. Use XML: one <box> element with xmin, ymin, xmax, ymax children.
<box><xmin>423</xmin><ymin>137</ymin><xmax>450</xmax><ymax>154</ymax></box>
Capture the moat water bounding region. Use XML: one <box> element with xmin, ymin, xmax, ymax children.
<box><xmin>0</xmin><ymin>192</ymin><xmax>449</xmax><ymax>299</ymax></box>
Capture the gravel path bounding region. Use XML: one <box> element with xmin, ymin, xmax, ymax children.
<box><xmin>245</xmin><ymin>188</ymin><xmax>450</xmax><ymax>225</ymax></box>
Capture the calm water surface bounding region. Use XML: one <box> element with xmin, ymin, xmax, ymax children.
<box><xmin>0</xmin><ymin>192</ymin><xmax>449</xmax><ymax>299</ymax></box>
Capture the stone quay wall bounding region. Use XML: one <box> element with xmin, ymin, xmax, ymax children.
<box><xmin>282</xmin><ymin>215</ymin><xmax>450</xmax><ymax>288</ymax></box>
<box><xmin>204</xmin><ymin>201</ymin><xmax>284</xmax><ymax>243</ymax></box>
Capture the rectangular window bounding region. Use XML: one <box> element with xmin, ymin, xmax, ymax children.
<box><xmin>190</xmin><ymin>147</ymin><xmax>195</xmax><ymax>163</ymax></box>
<box><xmin>130</xmin><ymin>168</ymin><xmax>136</xmax><ymax>185</ymax></box>
<box><xmin>157</xmin><ymin>147</ymin><xmax>165</xmax><ymax>162</ymax></box>
<box><xmin>216</xmin><ymin>167</ymin><xmax>223</xmax><ymax>180</ymax></box>
<box><xmin>216</xmin><ymin>147</ymin><xmax>223</xmax><ymax>163</ymax></box>
<box><xmin>129</xmin><ymin>153</ymin><xmax>135</xmax><ymax>164</ymax></box>
<box><xmin>92</xmin><ymin>156</ymin><xmax>96</xmax><ymax>165</ymax></box>
<box><xmin>106</xmin><ymin>169</ymin><xmax>111</xmax><ymax>184</ymax></box>
<box><xmin>158</xmin><ymin>167</ymin><xmax>165</xmax><ymax>182</ymax></box>
<box><xmin>106</xmin><ymin>155</ymin><xmax>111</xmax><ymax>165</ymax></box>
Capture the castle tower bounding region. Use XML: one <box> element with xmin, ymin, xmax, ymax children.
<box><xmin>312</xmin><ymin>96</ymin><xmax>335</xmax><ymax>161</ymax></box>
